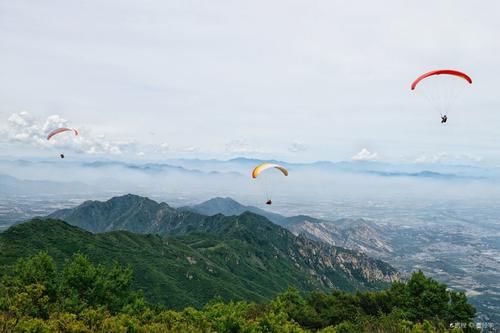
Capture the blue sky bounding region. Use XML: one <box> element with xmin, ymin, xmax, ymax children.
<box><xmin>1</xmin><ymin>0</ymin><xmax>499</xmax><ymax>164</ymax></box>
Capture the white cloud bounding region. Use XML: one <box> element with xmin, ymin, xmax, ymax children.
<box><xmin>2</xmin><ymin>111</ymin><xmax>124</xmax><ymax>155</ymax></box>
<box><xmin>414</xmin><ymin>153</ymin><xmax>448</xmax><ymax>164</ymax></box>
<box><xmin>225</xmin><ymin>140</ymin><xmax>257</xmax><ymax>155</ymax></box>
<box><xmin>42</xmin><ymin>114</ymin><xmax>69</xmax><ymax>133</ymax></box>
<box><xmin>6</xmin><ymin>111</ymin><xmax>50</xmax><ymax>146</ymax></box>
<box><xmin>178</xmin><ymin>146</ymin><xmax>199</xmax><ymax>153</ymax></box>
<box><xmin>288</xmin><ymin>142</ymin><xmax>307</xmax><ymax>153</ymax></box>
<box><xmin>415</xmin><ymin>153</ymin><xmax>483</xmax><ymax>164</ymax></box>
<box><xmin>8</xmin><ymin>111</ymin><xmax>31</xmax><ymax>127</ymax></box>
<box><xmin>352</xmin><ymin>148</ymin><xmax>378</xmax><ymax>161</ymax></box>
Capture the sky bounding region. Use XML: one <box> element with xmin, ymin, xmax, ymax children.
<box><xmin>1</xmin><ymin>0</ymin><xmax>499</xmax><ymax>164</ymax></box>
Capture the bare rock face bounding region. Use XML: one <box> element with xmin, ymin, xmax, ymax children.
<box><xmin>286</xmin><ymin>216</ymin><xmax>394</xmax><ymax>258</ymax></box>
<box><xmin>289</xmin><ymin>234</ymin><xmax>400</xmax><ymax>287</ymax></box>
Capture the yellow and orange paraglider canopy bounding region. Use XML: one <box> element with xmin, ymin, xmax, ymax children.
<box><xmin>252</xmin><ymin>163</ymin><xmax>288</xmax><ymax>179</ymax></box>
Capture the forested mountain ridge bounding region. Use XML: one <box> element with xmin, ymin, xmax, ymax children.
<box><xmin>0</xmin><ymin>215</ymin><xmax>397</xmax><ymax>308</ymax></box>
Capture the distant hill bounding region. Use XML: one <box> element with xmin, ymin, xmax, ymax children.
<box><xmin>47</xmin><ymin>194</ymin><xmax>395</xmax><ymax>261</ymax></box>
<box><xmin>49</xmin><ymin>194</ymin><xmax>206</xmax><ymax>234</ymax></box>
<box><xmin>81</xmin><ymin>160</ymin><xmax>241</xmax><ymax>177</ymax></box>
<box><xmin>50</xmin><ymin>194</ymin><xmax>289</xmax><ymax>234</ymax></box>
<box><xmin>46</xmin><ymin>194</ymin><xmax>398</xmax><ymax>283</ymax></box>
<box><xmin>184</xmin><ymin>197</ymin><xmax>393</xmax><ymax>257</ymax></box>
<box><xmin>365</xmin><ymin>170</ymin><xmax>482</xmax><ymax>180</ymax></box>
<box><xmin>182</xmin><ymin>197</ymin><xmax>286</xmax><ymax>224</ymax></box>
<box><xmin>0</xmin><ymin>213</ymin><xmax>398</xmax><ymax>308</ymax></box>
<box><xmin>162</xmin><ymin>158</ymin><xmax>491</xmax><ymax>180</ymax></box>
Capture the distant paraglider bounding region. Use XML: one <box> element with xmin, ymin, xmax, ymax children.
<box><xmin>411</xmin><ymin>69</ymin><xmax>472</xmax><ymax>124</ymax></box>
<box><xmin>252</xmin><ymin>163</ymin><xmax>288</xmax><ymax>205</ymax></box>
<box><xmin>46</xmin><ymin>128</ymin><xmax>79</xmax><ymax>141</ymax></box>
<box><xmin>46</xmin><ymin>128</ymin><xmax>79</xmax><ymax>159</ymax></box>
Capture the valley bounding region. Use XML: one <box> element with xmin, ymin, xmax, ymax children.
<box><xmin>1</xmin><ymin>193</ymin><xmax>499</xmax><ymax>324</ymax></box>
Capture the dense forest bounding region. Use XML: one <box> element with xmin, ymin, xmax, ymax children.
<box><xmin>0</xmin><ymin>252</ymin><xmax>477</xmax><ymax>332</ymax></box>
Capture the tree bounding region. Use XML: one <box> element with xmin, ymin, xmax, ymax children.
<box><xmin>0</xmin><ymin>253</ymin><xmax>476</xmax><ymax>332</ymax></box>
<box><xmin>60</xmin><ymin>253</ymin><xmax>137</xmax><ymax>314</ymax></box>
<box><xmin>0</xmin><ymin>252</ymin><xmax>57</xmax><ymax>319</ymax></box>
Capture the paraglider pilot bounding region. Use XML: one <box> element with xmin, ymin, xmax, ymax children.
<box><xmin>60</xmin><ymin>154</ymin><xmax>65</xmax><ymax>159</ymax></box>
<box><xmin>252</xmin><ymin>163</ymin><xmax>288</xmax><ymax>206</ymax></box>
<box><xmin>441</xmin><ymin>114</ymin><xmax>448</xmax><ymax>124</ymax></box>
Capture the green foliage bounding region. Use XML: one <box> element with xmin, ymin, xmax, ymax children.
<box><xmin>0</xmin><ymin>252</ymin><xmax>143</xmax><ymax>332</ymax></box>
<box><xmin>0</xmin><ymin>218</ymin><xmax>393</xmax><ymax>310</ymax></box>
<box><xmin>271</xmin><ymin>272</ymin><xmax>476</xmax><ymax>333</ymax></box>
<box><xmin>60</xmin><ymin>253</ymin><xmax>135</xmax><ymax>314</ymax></box>
<box><xmin>388</xmin><ymin>271</ymin><xmax>476</xmax><ymax>328</ymax></box>
<box><xmin>0</xmin><ymin>252</ymin><xmax>56</xmax><ymax>319</ymax></box>
<box><xmin>0</xmin><ymin>252</ymin><xmax>477</xmax><ymax>332</ymax></box>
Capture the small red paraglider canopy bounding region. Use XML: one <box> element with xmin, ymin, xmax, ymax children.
<box><xmin>46</xmin><ymin>128</ymin><xmax>79</xmax><ymax>141</ymax></box>
<box><xmin>411</xmin><ymin>69</ymin><xmax>472</xmax><ymax>90</ymax></box>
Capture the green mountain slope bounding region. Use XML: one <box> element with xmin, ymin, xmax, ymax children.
<box><xmin>0</xmin><ymin>218</ymin><xmax>267</xmax><ymax>308</ymax></box>
<box><xmin>184</xmin><ymin>197</ymin><xmax>395</xmax><ymax>257</ymax></box>
<box><xmin>0</xmin><ymin>212</ymin><xmax>398</xmax><ymax>309</ymax></box>
<box><xmin>48</xmin><ymin>194</ymin><xmax>205</xmax><ymax>234</ymax></box>
<box><xmin>46</xmin><ymin>194</ymin><xmax>399</xmax><ymax>287</ymax></box>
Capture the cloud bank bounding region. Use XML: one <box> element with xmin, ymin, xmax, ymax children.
<box><xmin>2</xmin><ymin>111</ymin><xmax>124</xmax><ymax>155</ymax></box>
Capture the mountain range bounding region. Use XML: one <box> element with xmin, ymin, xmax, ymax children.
<box><xmin>182</xmin><ymin>196</ymin><xmax>393</xmax><ymax>257</ymax></box>
<box><xmin>0</xmin><ymin>194</ymin><xmax>399</xmax><ymax>308</ymax></box>
<box><xmin>182</xmin><ymin>197</ymin><xmax>287</xmax><ymax>224</ymax></box>
<box><xmin>48</xmin><ymin>194</ymin><xmax>392</xmax><ymax>257</ymax></box>
<box><xmin>1</xmin><ymin>157</ymin><xmax>494</xmax><ymax>184</ymax></box>
<box><xmin>166</xmin><ymin>157</ymin><xmax>493</xmax><ymax>180</ymax></box>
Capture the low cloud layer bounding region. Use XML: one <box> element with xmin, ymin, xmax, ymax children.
<box><xmin>414</xmin><ymin>152</ymin><xmax>483</xmax><ymax>164</ymax></box>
